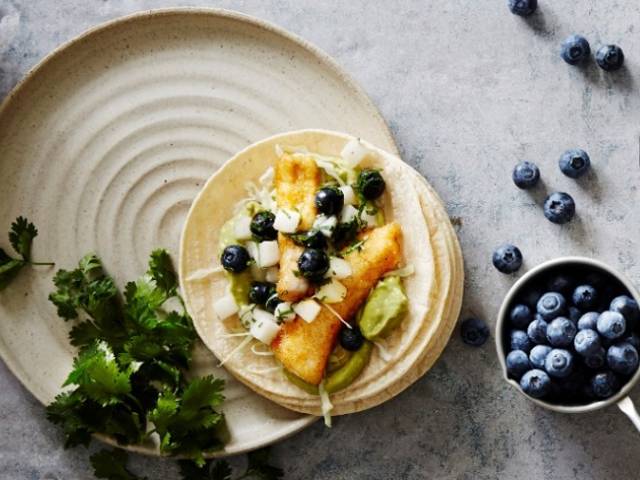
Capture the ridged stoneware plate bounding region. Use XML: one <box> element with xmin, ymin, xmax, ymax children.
<box><xmin>0</xmin><ymin>8</ymin><xmax>397</xmax><ymax>456</ymax></box>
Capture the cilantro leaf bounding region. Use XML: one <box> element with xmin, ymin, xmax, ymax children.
<box><xmin>45</xmin><ymin>390</ymin><xmax>93</xmax><ymax>448</ymax></box>
<box><xmin>90</xmin><ymin>449</ymin><xmax>147</xmax><ymax>480</ymax></box>
<box><xmin>0</xmin><ymin>250</ymin><xmax>25</xmax><ymax>291</ymax></box>
<box><xmin>245</xmin><ymin>448</ymin><xmax>284</xmax><ymax>480</ymax></box>
<box><xmin>148</xmin><ymin>249</ymin><xmax>178</xmax><ymax>297</ymax></box>
<box><xmin>9</xmin><ymin>216</ymin><xmax>37</xmax><ymax>261</ymax></box>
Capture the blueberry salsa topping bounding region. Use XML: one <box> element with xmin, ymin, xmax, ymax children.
<box><xmin>512</xmin><ymin>161</ymin><xmax>540</xmax><ymax>189</ymax></box>
<box><xmin>559</xmin><ymin>149</ymin><xmax>590</xmax><ymax>179</ymax></box>
<box><xmin>250</xmin><ymin>211</ymin><xmax>278</xmax><ymax>240</ymax></box>
<box><xmin>357</xmin><ymin>169</ymin><xmax>386</xmax><ymax>200</ymax></box>
<box><xmin>543</xmin><ymin>192</ymin><xmax>576</xmax><ymax>224</ymax></box>
<box><xmin>340</xmin><ymin>325</ymin><xmax>365</xmax><ymax>351</ymax></box>
<box><xmin>315</xmin><ymin>186</ymin><xmax>344</xmax><ymax>216</ymax></box>
<box><xmin>595</xmin><ymin>44</ymin><xmax>624</xmax><ymax>72</ymax></box>
<box><xmin>460</xmin><ymin>317</ymin><xmax>490</xmax><ymax>346</ymax></box>
<box><xmin>560</xmin><ymin>35</ymin><xmax>591</xmax><ymax>65</ymax></box>
<box><xmin>492</xmin><ymin>244</ymin><xmax>523</xmax><ymax>274</ymax></box>
<box><xmin>220</xmin><ymin>245</ymin><xmax>251</xmax><ymax>273</ymax></box>
<box><xmin>249</xmin><ymin>281</ymin><xmax>276</xmax><ymax>305</ymax></box>
<box><xmin>508</xmin><ymin>0</ymin><xmax>537</xmax><ymax>17</ymax></box>
<box><xmin>297</xmin><ymin>248</ymin><xmax>330</xmax><ymax>281</ymax></box>
<box><xmin>504</xmin><ymin>264</ymin><xmax>640</xmax><ymax>404</ymax></box>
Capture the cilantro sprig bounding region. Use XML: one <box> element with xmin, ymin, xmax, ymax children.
<box><xmin>46</xmin><ymin>249</ymin><xmax>227</xmax><ymax>464</ymax></box>
<box><xmin>0</xmin><ymin>216</ymin><xmax>53</xmax><ymax>290</ymax></box>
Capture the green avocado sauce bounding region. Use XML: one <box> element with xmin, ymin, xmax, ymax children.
<box><xmin>357</xmin><ymin>276</ymin><xmax>408</xmax><ymax>341</ymax></box>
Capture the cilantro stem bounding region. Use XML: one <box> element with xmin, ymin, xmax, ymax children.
<box><xmin>29</xmin><ymin>261</ymin><xmax>55</xmax><ymax>266</ymax></box>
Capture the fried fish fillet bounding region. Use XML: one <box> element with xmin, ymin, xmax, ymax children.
<box><xmin>271</xmin><ymin>222</ymin><xmax>403</xmax><ymax>385</ymax></box>
<box><xmin>275</xmin><ymin>153</ymin><xmax>321</xmax><ymax>302</ymax></box>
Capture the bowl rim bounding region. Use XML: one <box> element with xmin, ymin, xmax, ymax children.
<box><xmin>495</xmin><ymin>256</ymin><xmax>640</xmax><ymax>413</ymax></box>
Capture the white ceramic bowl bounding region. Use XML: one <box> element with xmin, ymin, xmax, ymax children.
<box><xmin>496</xmin><ymin>257</ymin><xmax>640</xmax><ymax>431</ymax></box>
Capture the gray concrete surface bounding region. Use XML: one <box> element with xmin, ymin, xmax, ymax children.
<box><xmin>2</xmin><ymin>1</ymin><xmax>640</xmax><ymax>479</ymax></box>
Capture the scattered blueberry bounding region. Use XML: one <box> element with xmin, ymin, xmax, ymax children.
<box><xmin>591</xmin><ymin>371</ymin><xmax>620</xmax><ymax>399</ymax></box>
<box><xmin>512</xmin><ymin>161</ymin><xmax>540</xmax><ymax>189</ymax></box>
<box><xmin>607</xmin><ymin>343</ymin><xmax>639</xmax><ymax>375</ymax></box>
<box><xmin>511</xmin><ymin>330</ymin><xmax>533</xmax><ymax>353</ymax></box>
<box><xmin>610</xmin><ymin>295</ymin><xmax>640</xmax><ymax>328</ymax></box>
<box><xmin>297</xmin><ymin>248</ymin><xmax>330</xmax><ymax>281</ymax></box>
<box><xmin>573</xmin><ymin>329</ymin><xmax>601</xmax><ymax>356</ymax></box>
<box><xmin>577</xmin><ymin>311</ymin><xmax>599</xmax><ymax>330</ymax></box>
<box><xmin>250</xmin><ymin>211</ymin><xmax>278</xmax><ymax>240</ymax></box>
<box><xmin>544</xmin><ymin>192</ymin><xmax>576</xmax><ymax>224</ymax></box>
<box><xmin>537</xmin><ymin>292</ymin><xmax>567</xmax><ymax>320</ymax></box>
<box><xmin>568</xmin><ymin>306</ymin><xmax>582</xmax><ymax>323</ymax></box>
<box><xmin>492</xmin><ymin>244</ymin><xmax>523</xmax><ymax>274</ymax></box>
<box><xmin>559</xmin><ymin>149</ymin><xmax>591</xmax><ymax>179</ymax></box>
<box><xmin>595</xmin><ymin>44</ymin><xmax>625</xmax><ymax>72</ymax></box>
<box><xmin>530</xmin><ymin>345</ymin><xmax>552</xmax><ymax>369</ymax></box>
<box><xmin>220</xmin><ymin>245</ymin><xmax>251</xmax><ymax>273</ymax></box>
<box><xmin>315</xmin><ymin>187</ymin><xmax>344</xmax><ymax>216</ymax></box>
<box><xmin>520</xmin><ymin>369</ymin><xmax>551</xmax><ymax>398</ymax></box>
<box><xmin>597</xmin><ymin>311</ymin><xmax>626</xmax><ymax>340</ymax></box>
<box><xmin>506</xmin><ymin>350</ymin><xmax>531</xmax><ymax>379</ymax></box>
<box><xmin>547</xmin><ymin>274</ymin><xmax>575</xmax><ymax>295</ymax></box>
<box><xmin>340</xmin><ymin>325</ymin><xmax>364</xmax><ymax>351</ymax></box>
<box><xmin>527</xmin><ymin>315</ymin><xmax>548</xmax><ymax>345</ymax></box>
<box><xmin>584</xmin><ymin>347</ymin><xmax>606</xmax><ymax>369</ymax></box>
<box><xmin>508</xmin><ymin>0</ymin><xmax>537</xmax><ymax>17</ymax></box>
<box><xmin>546</xmin><ymin>317</ymin><xmax>577</xmax><ymax>347</ymax></box>
<box><xmin>572</xmin><ymin>285</ymin><xmax>598</xmax><ymax>310</ymax></box>
<box><xmin>545</xmin><ymin>349</ymin><xmax>574</xmax><ymax>378</ymax></box>
<box><xmin>560</xmin><ymin>35</ymin><xmax>591</xmax><ymax>65</ymax></box>
<box><xmin>510</xmin><ymin>304</ymin><xmax>533</xmax><ymax>329</ymax></box>
<box><xmin>461</xmin><ymin>317</ymin><xmax>490</xmax><ymax>346</ymax></box>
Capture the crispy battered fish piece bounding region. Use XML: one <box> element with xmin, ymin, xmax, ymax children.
<box><xmin>271</xmin><ymin>223</ymin><xmax>403</xmax><ymax>385</ymax></box>
<box><xmin>275</xmin><ymin>153</ymin><xmax>321</xmax><ymax>302</ymax></box>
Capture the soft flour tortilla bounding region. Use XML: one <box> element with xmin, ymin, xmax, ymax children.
<box><xmin>180</xmin><ymin>130</ymin><xmax>456</xmax><ymax>414</ymax></box>
<box><xmin>265</xmin><ymin>165</ymin><xmax>464</xmax><ymax>414</ymax></box>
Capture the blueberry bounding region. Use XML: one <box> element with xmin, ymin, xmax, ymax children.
<box><xmin>544</xmin><ymin>192</ymin><xmax>576</xmax><ymax>224</ymax></box>
<box><xmin>584</xmin><ymin>347</ymin><xmax>606</xmax><ymax>369</ymax></box>
<box><xmin>545</xmin><ymin>349</ymin><xmax>574</xmax><ymax>378</ymax></box>
<box><xmin>265</xmin><ymin>294</ymin><xmax>283</xmax><ymax>313</ymax></box>
<box><xmin>547</xmin><ymin>274</ymin><xmax>575</xmax><ymax>295</ymax></box>
<box><xmin>559</xmin><ymin>149</ymin><xmax>591</xmax><ymax>179</ymax></box>
<box><xmin>250</xmin><ymin>211</ymin><xmax>277</xmax><ymax>240</ymax></box>
<box><xmin>460</xmin><ymin>317</ymin><xmax>490</xmax><ymax>346</ymax></box>
<box><xmin>492</xmin><ymin>244</ymin><xmax>523</xmax><ymax>274</ymax></box>
<box><xmin>607</xmin><ymin>343</ymin><xmax>639</xmax><ymax>376</ymax></box>
<box><xmin>527</xmin><ymin>316</ymin><xmax>548</xmax><ymax>344</ymax></box>
<box><xmin>572</xmin><ymin>285</ymin><xmax>598</xmax><ymax>310</ymax></box>
<box><xmin>520</xmin><ymin>369</ymin><xmax>551</xmax><ymax>398</ymax></box>
<box><xmin>510</xmin><ymin>330</ymin><xmax>533</xmax><ymax>353</ymax></box>
<box><xmin>512</xmin><ymin>161</ymin><xmax>540</xmax><ymax>189</ymax></box>
<box><xmin>573</xmin><ymin>329</ymin><xmax>601</xmax><ymax>356</ymax></box>
<box><xmin>510</xmin><ymin>304</ymin><xmax>533</xmax><ymax>329</ymax></box>
<box><xmin>560</xmin><ymin>35</ymin><xmax>591</xmax><ymax>65</ymax></box>
<box><xmin>249</xmin><ymin>281</ymin><xmax>276</xmax><ymax>305</ymax></box>
<box><xmin>577</xmin><ymin>311</ymin><xmax>599</xmax><ymax>330</ymax></box>
<box><xmin>521</xmin><ymin>287</ymin><xmax>544</xmax><ymax>309</ymax></box>
<box><xmin>220</xmin><ymin>245</ymin><xmax>251</xmax><ymax>273</ymax></box>
<box><xmin>508</xmin><ymin>0</ymin><xmax>537</xmax><ymax>17</ymax></box>
<box><xmin>340</xmin><ymin>325</ymin><xmax>364</xmax><ymax>351</ymax></box>
<box><xmin>546</xmin><ymin>317</ymin><xmax>577</xmax><ymax>347</ymax></box>
<box><xmin>529</xmin><ymin>345</ymin><xmax>552</xmax><ymax>369</ymax></box>
<box><xmin>357</xmin><ymin>169</ymin><xmax>386</xmax><ymax>200</ymax></box>
<box><xmin>597</xmin><ymin>311</ymin><xmax>626</xmax><ymax>340</ymax></box>
<box><xmin>568</xmin><ymin>306</ymin><xmax>582</xmax><ymax>323</ymax></box>
<box><xmin>596</xmin><ymin>44</ymin><xmax>624</xmax><ymax>72</ymax></box>
<box><xmin>610</xmin><ymin>295</ymin><xmax>640</xmax><ymax>329</ymax></box>
<box><xmin>297</xmin><ymin>248</ymin><xmax>329</xmax><ymax>281</ymax></box>
<box><xmin>301</xmin><ymin>230</ymin><xmax>327</xmax><ymax>249</ymax></box>
<box><xmin>626</xmin><ymin>333</ymin><xmax>640</xmax><ymax>351</ymax></box>
<box><xmin>315</xmin><ymin>187</ymin><xmax>344</xmax><ymax>216</ymax></box>
<box><xmin>537</xmin><ymin>292</ymin><xmax>567</xmax><ymax>320</ymax></box>
<box><xmin>591</xmin><ymin>371</ymin><xmax>620</xmax><ymax>399</ymax></box>
<box><xmin>506</xmin><ymin>350</ymin><xmax>531</xmax><ymax>379</ymax></box>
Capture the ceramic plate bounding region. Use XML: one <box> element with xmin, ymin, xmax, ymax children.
<box><xmin>0</xmin><ymin>8</ymin><xmax>397</xmax><ymax>456</ymax></box>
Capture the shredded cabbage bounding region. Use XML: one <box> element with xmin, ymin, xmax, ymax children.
<box><xmin>383</xmin><ymin>264</ymin><xmax>415</xmax><ymax>278</ymax></box>
<box><xmin>251</xmin><ymin>343</ymin><xmax>275</xmax><ymax>356</ymax></box>
<box><xmin>318</xmin><ymin>381</ymin><xmax>334</xmax><ymax>427</ymax></box>
<box><xmin>320</xmin><ymin>302</ymin><xmax>352</xmax><ymax>329</ymax></box>
<box><xmin>373</xmin><ymin>340</ymin><xmax>393</xmax><ymax>362</ymax></box>
<box><xmin>185</xmin><ymin>266</ymin><xmax>225</xmax><ymax>282</ymax></box>
<box><xmin>218</xmin><ymin>335</ymin><xmax>253</xmax><ymax>367</ymax></box>
<box><xmin>278</xmin><ymin>144</ymin><xmax>356</xmax><ymax>185</ymax></box>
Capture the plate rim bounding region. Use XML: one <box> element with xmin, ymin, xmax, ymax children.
<box><xmin>0</xmin><ymin>7</ymin><xmax>399</xmax><ymax>458</ymax></box>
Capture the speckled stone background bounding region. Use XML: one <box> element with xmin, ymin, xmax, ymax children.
<box><xmin>1</xmin><ymin>1</ymin><xmax>640</xmax><ymax>479</ymax></box>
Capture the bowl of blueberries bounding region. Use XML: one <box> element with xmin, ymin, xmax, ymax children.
<box><xmin>496</xmin><ymin>257</ymin><xmax>640</xmax><ymax>426</ymax></box>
